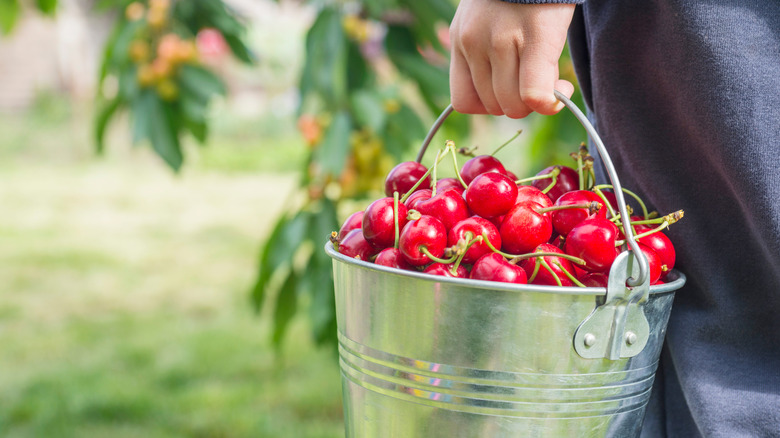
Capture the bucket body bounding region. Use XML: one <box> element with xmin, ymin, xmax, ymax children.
<box><xmin>327</xmin><ymin>243</ymin><xmax>685</xmax><ymax>438</ymax></box>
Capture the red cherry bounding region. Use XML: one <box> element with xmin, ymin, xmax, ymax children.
<box><xmin>581</xmin><ymin>272</ymin><xmax>609</xmax><ymax>287</ymax></box>
<box><xmin>500</xmin><ymin>201</ymin><xmax>553</xmax><ymax>254</ymax></box>
<box><xmin>384</xmin><ymin>161</ymin><xmax>430</xmax><ymax>197</ymax></box>
<box><xmin>551</xmin><ymin>190</ymin><xmax>606</xmax><ymax>237</ymax></box>
<box><xmin>404</xmin><ymin>188</ymin><xmax>432</xmax><ymax>210</ymax></box>
<box><xmin>375</xmin><ymin>247</ymin><xmax>414</xmax><ymax>270</ymax></box>
<box><xmin>531</xmin><ymin>165</ymin><xmax>579</xmax><ymax>202</ymax></box>
<box><xmin>470</xmin><ymin>253</ymin><xmax>528</xmax><ymax>284</ymax></box>
<box><xmin>636</xmin><ymin>232</ymin><xmax>676</xmax><ymax>279</ymax></box>
<box><xmin>549</xmin><ymin>233</ymin><xmax>565</xmax><ymax>248</ymax></box>
<box><xmin>338</xmin><ymin>229</ymin><xmax>377</xmax><ymax>260</ymax></box>
<box><xmin>465</xmin><ymin>172</ymin><xmax>518</xmax><ymax>218</ymax></box>
<box><xmin>460</xmin><ymin>155</ymin><xmax>508</xmax><ymax>185</ymax></box>
<box><xmin>362</xmin><ymin>197</ymin><xmax>408</xmax><ymax>249</ymax></box>
<box><xmin>435</xmin><ymin>178</ymin><xmax>465</xmax><ymax>196</ymax></box>
<box><xmin>423</xmin><ymin>263</ymin><xmax>468</xmax><ymax>278</ymax></box>
<box><xmin>515</xmin><ymin>185</ymin><xmax>553</xmax><ymax>209</ymax></box>
<box><xmin>564</xmin><ymin>217</ymin><xmax>620</xmax><ymax>273</ymax></box>
<box><xmin>519</xmin><ymin>243</ymin><xmax>577</xmax><ymax>287</ymax></box>
<box><xmin>637</xmin><ymin>243</ymin><xmax>663</xmax><ymax>284</ymax></box>
<box><xmin>415</xmin><ymin>188</ymin><xmax>470</xmax><ymax>231</ymax></box>
<box><xmin>487</xmin><ymin>214</ymin><xmax>504</xmax><ymax>230</ymax></box>
<box><xmin>338</xmin><ymin>210</ymin><xmax>363</xmax><ymax>240</ymax></box>
<box><xmin>448</xmin><ymin>217</ymin><xmax>501</xmax><ymax>264</ymax></box>
<box><xmin>399</xmin><ymin>215</ymin><xmax>448</xmax><ymax>266</ymax></box>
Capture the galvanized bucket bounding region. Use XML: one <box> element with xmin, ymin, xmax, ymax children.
<box><xmin>327</xmin><ymin>92</ymin><xmax>686</xmax><ymax>437</ymax></box>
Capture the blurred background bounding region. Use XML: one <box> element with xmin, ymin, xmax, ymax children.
<box><xmin>0</xmin><ymin>0</ymin><xmax>583</xmax><ymax>436</ymax></box>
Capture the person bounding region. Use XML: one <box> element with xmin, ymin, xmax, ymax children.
<box><xmin>449</xmin><ymin>0</ymin><xmax>780</xmax><ymax>436</ymax></box>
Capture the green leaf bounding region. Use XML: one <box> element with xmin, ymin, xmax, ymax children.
<box><xmin>0</xmin><ymin>0</ymin><xmax>20</xmax><ymax>35</ymax></box>
<box><xmin>97</xmin><ymin>21</ymin><xmax>124</xmax><ymax>85</ymax></box>
<box><xmin>179</xmin><ymin>93</ymin><xmax>208</xmax><ymax>123</ymax></box>
<box><xmin>148</xmin><ymin>100</ymin><xmax>183</xmax><ymax>171</ymax></box>
<box><xmin>251</xmin><ymin>210</ymin><xmax>311</xmax><ymax>312</ymax></box>
<box><xmin>346</xmin><ymin>40</ymin><xmax>371</xmax><ymax>91</ymax></box>
<box><xmin>385</xmin><ymin>26</ymin><xmax>450</xmax><ymax>112</ymax></box>
<box><xmin>314</xmin><ymin>110</ymin><xmax>352</xmax><ymax>178</ymax></box>
<box><xmin>178</xmin><ymin>65</ymin><xmax>226</xmax><ymax>102</ymax></box>
<box><xmin>402</xmin><ymin>0</ymin><xmax>455</xmax><ymax>53</ymax></box>
<box><xmin>118</xmin><ymin>65</ymin><xmax>139</xmax><ymax>100</ymax></box>
<box><xmin>271</xmin><ymin>270</ymin><xmax>298</xmax><ymax>348</ymax></box>
<box><xmin>299</xmin><ymin>7</ymin><xmax>348</xmax><ymax>107</ymax></box>
<box><xmin>350</xmin><ymin>90</ymin><xmax>385</xmax><ymax>133</ymax></box>
<box><xmin>131</xmin><ymin>90</ymin><xmax>155</xmax><ymax>145</ymax></box>
<box><xmin>133</xmin><ymin>91</ymin><xmax>183</xmax><ymax>170</ymax></box>
<box><xmin>183</xmin><ymin>117</ymin><xmax>208</xmax><ymax>144</ymax></box>
<box><xmin>301</xmin><ymin>198</ymin><xmax>339</xmax><ymax>344</ymax></box>
<box><xmin>384</xmin><ymin>103</ymin><xmax>426</xmax><ymax>160</ymax></box>
<box><xmin>110</xmin><ymin>20</ymin><xmax>143</xmax><ymax>68</ymax></box>
<box><xmin>35</xmin><ymin>0</ymin><xmax>57</xmax><ymax>15</ymax></box>
<box><xmin>223</xmin><ymin>33</ymin><xmax>255</xmax><ymax>65</ymax></box>
<box><xmin>95</xmin><ymin>97</ymin><xmax>123</xmax><ymax>155</ymax></box>
<box><xmin>307</xmin><ymin>253</ymin><xmax>336</xmax><ymax>345</ymax></box>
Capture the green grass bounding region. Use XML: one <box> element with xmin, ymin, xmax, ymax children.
<box><xmin>0</xmin><ymin>98</ymin><xmax>344</xmax><ymax>437</ymax></box>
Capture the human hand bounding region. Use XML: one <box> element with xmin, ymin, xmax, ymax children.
<box><xmin>449</xmin><ymin>0</ymin><xmax>576</xmax><ymax>118</ymax></box>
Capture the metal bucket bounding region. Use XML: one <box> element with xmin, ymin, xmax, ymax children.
<box><xmin>327</xmin><ymin>92</ymin><xmax>686</xmax><ymax>437</ymax></box>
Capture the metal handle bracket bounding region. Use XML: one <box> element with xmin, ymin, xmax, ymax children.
<box><xmin>573</xmin><ymin>251</ymin><xmax>650</xmax><ymax>360</ymax></box>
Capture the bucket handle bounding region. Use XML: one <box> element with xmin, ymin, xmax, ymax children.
<box><xmin>414</xmin><ymin>92</ymin><xmax>648</xmax><ymax>287</ymax></box>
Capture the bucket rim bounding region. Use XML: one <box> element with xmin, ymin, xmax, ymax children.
<box><xmin>325</xmin><ymin>242</ymin><xmax>686</xmax><ymax>297</ymax></box>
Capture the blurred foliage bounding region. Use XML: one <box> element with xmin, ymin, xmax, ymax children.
<box><xmin>0</xmin><ymin>0</ymin><xmax>57</xmax><ymax>35</ymax></box>
<box><xmin>250</xmin><ymin>0</ymin><xmax>463</xmax><ymax>351</ymax></box>
<box><xmin>95</xmin><ymin>0</ymin><xmax>254</xmax><ymax>170</ymax></box>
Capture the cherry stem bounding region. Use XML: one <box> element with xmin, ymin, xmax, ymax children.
<box><xmin>615</xmin><ymin>220</ymin><xmax>669</xmax><ymax>247</ymax></box>
<box><xmin>553</xmin><ymin>261</ymin><xmax>586</xmax><ymax>287</ymax></box>
<box><xmin>527</xmin><ymin>259</ymin><xmax>541</xmax><ymax>283</ymax></box>
<box><xmin>541</xmin><ymin>167</ymin><xmax>561</xmax><ymax>195</ymax></box>
<box><xmin>588</xmin><ymin>167</ymin><xmax>597</xmax><ymax>191</ymax></box>
<box><xmin>420</xmin><ymin>246</ymin><xmax>458</xmax><ymax>265</ymax></box>
<box><xmin>481</xmin><ymin>232</ymin><xmax>586</xmax><ymax>265</ymax></box>
<box><xmin>490</xmin><ymin>130</ymin><xmax>522</xmax><ymax>157</ymax></box>
<box><xmin>630</xmin><ymin>210</ymin><xmax>684</xmax><ymax>225</ymax></box>
<box><xmin>592</xmin><ymin>186</ymin><xmax>617</xmax><ymax>218</ymax></box>
<box><xmin>577</xmin><ymin>153</ymin><xmax>584</xmax><ymax>191</ymax></box>
<box><xmin>539</xmin><ymin>258</ymin><xmax>563</xmax><ymax>287</ymax></box>
<box><xmin>515</xmin><ymin>173</ymin><xmax>553</xmax><ymax>184</ymax></box>
<box><xmin>451</xmin><ymin>233</ymin><xmax>481</xmax><ymax>274</ymax></box>
<box><xmin>593</xmin><ymin>184</ymin><xmax>649</xmax><ymax>220</ymax></box>
<box><xmin>457</xmin><ymin>145</ymin><xmax>478</xmax><ymax>157</ymax></box>
<box><xmin>393</xmin><ymin>191</ymin><xmax>400</xmax><ymax>249</ymax></box>
<box><xmin>399</xmin><ymin>147</ymin><xmax>448</xmax><ymax>203</ymax></box>
<box><xmin>535</xmin><ymin>202</ymin><xmax>600</xmax><ymax>215</ymax></box>
<box><xmin>447</xmin><ymin>141</ymin><xmax>469</xmax><ymax>189</ymax></box>
<box><xmin>430</xmin><ymin>148</ymin><xmax>442</xmax><ymax>197</ymax></box>
<box><xmin>508</xmin><ymin>252</ymin><xmax>586</xmax><ymax>265</ymax></box>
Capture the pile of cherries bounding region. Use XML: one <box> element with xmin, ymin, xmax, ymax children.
<box><xmin>331</xmin><ymin>141</ymin><xmax>682</xmax><ymax>287</ymax></box>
